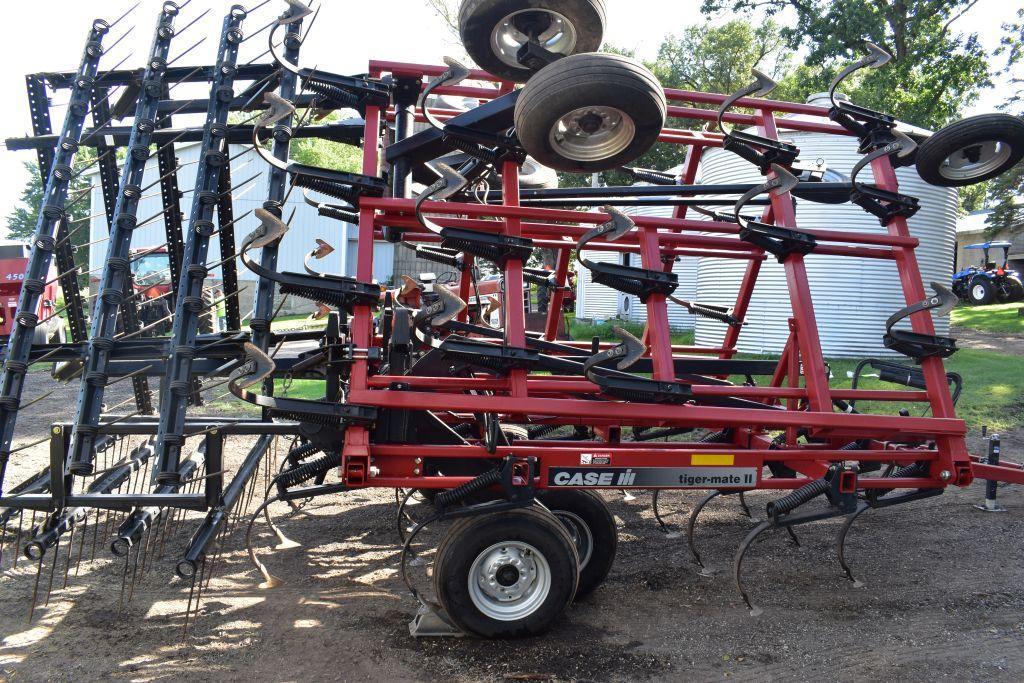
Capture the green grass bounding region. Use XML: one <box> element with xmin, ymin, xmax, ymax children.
<box><xmin>569</xmin><ymin>316</ymin><xmax>1024</xmax><ymax>432</ymax></box>
<box><xmin>951</xmin><ymin>302</ymin><xmax>1024</xmax><ymax>334</ymax></box>
<box><xmin>826</xmin><ymin>350</ymin><xmax>1024</xmax><ymax>432</ymax></box>
<box><xmin>568</xmin><ymin>318</ymin><xmax>695</xmax><ymax>347</ymax></box>
<box><xmin>270</xmin><ymin>313</ymin><xmax>327</xmax><ymax>332</ymax></box>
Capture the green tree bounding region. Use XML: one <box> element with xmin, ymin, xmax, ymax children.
<box><xmin>6</xmin><ymin>148</ymin><xmax>97</xmax><ymax>287</ymax></box>
<box><xmin>985</xmin><ymin>9</ymin><xmax>1024</xmax><ymax>235</ymax></box>
<box><xmin>701</xmin><ymin>0</ymin><xmax>990</xmax><ymax>129</ymax></box>
<box><xmin>559</xmin><ymin>20</ymin><xmax>789</xmax><ymax>187</ymax></box>
<box><xmin>288</xmin><ymin>111</ymin><xmax>363</xmax><ymax>172</ymax></box>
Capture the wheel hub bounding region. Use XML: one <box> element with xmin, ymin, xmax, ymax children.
<box><xmin>548</xmin><ymin>106</ymin><xmax>636</xmax><ymax>162</ymax></box>
<box><xmin>941</xmin><ymin>140</ymin><xmax>1012</xmax><ymax>181</ymax></box>
<box><xmin>469</xmin><ymin>541</ymin><xmax>552</xmax><ymax>620</ymax></box>
<box><xmin>490</xmin><ymin>9</ymin><xmax>577</xmax><ymax>70</ymax></box>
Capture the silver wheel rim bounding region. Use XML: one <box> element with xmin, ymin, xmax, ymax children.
<box><xmin>553</xmin><ymin>510</ymin><xmax>593</xmax><ymax>569</ymax></box>
<box><xmin>972</xmin><ymin>283</ymin><xmax>987</xmax><ymax>301</ymax></box>
<box><xmin>490</xmin><ymin>9</ymin><xmax>577</xmax><ymax>70</ymax></box>
<box><xmin>468</xmin><ymin>541</ymin><xmax>551</xmax><ymax>621</ymax></box>
<box><xmin>548</xmin><ymin>106</ymin><xmax>636</xmax><ymax>162</ymax></box>
<box><xmin>939</xmin><ymin>140</ymin><xmax>1012</xmax><ymax>181</ymax></box>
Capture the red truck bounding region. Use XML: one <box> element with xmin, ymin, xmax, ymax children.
<box><xmin>0</xmin><ymin>241</ymin><xmax>64</xmax><ymax>343</ymax></box>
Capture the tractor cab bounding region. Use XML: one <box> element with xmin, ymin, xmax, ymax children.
<box><xmin>952</xmin><ymin>241</ymin><xmax>1023</xmax><ymax>305</ymax></box>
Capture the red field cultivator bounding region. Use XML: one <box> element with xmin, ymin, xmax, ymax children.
<box><xmin>2</xmin><ymin>0</ymin><xmax>1024</xmax><ymax>639</ymax></box>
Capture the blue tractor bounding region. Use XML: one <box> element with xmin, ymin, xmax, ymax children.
<box><xmin>952</xmin><ymin>241</ymin><xmax>1024</xmax><ymax>305</ymax></box>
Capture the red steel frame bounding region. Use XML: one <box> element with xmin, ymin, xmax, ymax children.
<box><xmin>335</xmin><ymin>60</ymin><xmax>1024</xmax><ymax>494</ymax></box>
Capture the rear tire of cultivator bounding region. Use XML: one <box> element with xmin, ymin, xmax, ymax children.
<box><xmin>967</xmin><ymin>276</ymin><xmax>995</xmax><ymax>306</ymax></box>
<box><xmin>538</xmin><ymin>489</ymin><xmax>616</xmax><ymax>598</ymax></box>
<box><xmin>513</xmin><ymin>52</ymin><xmax>667</xmax><ymax>173</ymax></box>
<box><xmin>458</xmin><ymin>0</ymin><xmax>606</xmax><ymax>83</ymax></box>
<box><xmin>915</xmin><ymin>114</ymin><xmax>1024</xmax><ymax>187</ymax></box>
<box><xmin>434</xmin><ymin>506</ymin><xmax>579</xmax><ymax>638</ymax></box>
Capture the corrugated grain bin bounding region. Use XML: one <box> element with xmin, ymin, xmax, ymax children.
<box><xmin>694</xmin><ymin>94</ymin><xmax>958</xmax><ymax>357</ymax></box>
<box><xmin>575</xmin><ymin>190</ymin><xmax>699</xmax><ymax>329</ymax></box>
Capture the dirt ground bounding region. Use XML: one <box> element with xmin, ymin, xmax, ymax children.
<box><xmin>0</xmin><ymin>373</ymin><xmax>1023</xmax><ymax>682</ymax></box>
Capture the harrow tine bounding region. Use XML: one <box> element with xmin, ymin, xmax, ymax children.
<box><xmin>732</xmin><ymin>519</ymin><xmax>772</xmax><ymax>617</ymax></box>
<box><xmin>182</xmin><ymin>557</ymin><xmax>200</xmax><ymax>637</ymax></box>
<box><xmin>167</xmin><ymin>36</ymin><xmax>208</xmax><ymax>68</ymax></box>
<box><xmin>126</xmin><ymin>534</ymin><xmax>143</xmax><ymax>605</ymax></box>
<box><xmin>173</xmin><ymin>8</ymin><xmax>212</xmax><ymax>41</ymax></box>
<box><xmin>44</xmin><ymin>534</ymin><xmax>60</xmax><ymax>607</ymax></box>
<box><xmin>118</xmin><ymin>551</ymin><xmax>130</xmax><ymax>615</ymax></box>
<box><xmin>103</xmin><ymin>24</ymin><xmax>137</xmax><ymax>56</ymax></box>
<box><xmin>11</xmin><ymin>512</ymin><xmax>26</xmax><ymax>570</ymax></box>
<box><xmin>90</xmin><ymin>507</ymin><xmax>101</xmax><ymax>562</ymax></box>
<box><xmin>28</xmin><ymin>553</ymin><xmax>44</xmax><ymax>624</ymax></box>
<box><xmin>105</xmin><ymin>1</ymin><xmax>141</xmax><ymax>31</ymax></box>
<box><xmin>686</xmin><ymin>490</ymin><xmax>721</xmax><ymax>574</ymax></box>
<box><xmin>61</xmin><ymin>525</ymin><xmax>75</xmax><ymax>590</ymax></box>
<box><xmin>836</xmin><ymin>502</ymin><xmax>870</xmax><ymax>588</ymax></box>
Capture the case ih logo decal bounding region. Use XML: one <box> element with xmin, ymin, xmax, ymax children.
<box><xmin>548</xmin><ymin>467</ymin><xmax>757</xmax><ymax>488</ymax></box>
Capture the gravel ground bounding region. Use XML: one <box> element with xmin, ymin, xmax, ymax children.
<box><xmin>0</xmin><ymin>372</ymin><xmax>1022</xmax><ymax>682</ymax></box>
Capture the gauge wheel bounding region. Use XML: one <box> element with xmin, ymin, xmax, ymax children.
<box><xmin>514</xmin><ymin>52</ymin><xmax>666</xmax><ymax>172</ymax></box>
<box><xmin>537</xmin><ymin>489</ymin><xmax>616</xmax><ymax>597</ymax></box>
<box><xmin>458</xmin><ymin>0</ymin><xmax>606</xmax><ymax>83</ymax></box>
<box><xmin>434</xmin><ymin>506</ymin><xmax>579</xmax><ymax>637</ymax></box>
<box><xmin>915</xmin><ymin>114</ymin><xmax>1024</xmax><ymax>187</ymax></box>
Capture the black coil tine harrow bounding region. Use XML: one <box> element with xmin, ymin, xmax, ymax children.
<box><xmin>152</xmin><ymin>5</ymin><xmax>247</xmax><ymax>485</ymax></box>
<box><xmin>0</xmin><ymin>19</ymin><xmax>109</xmax><ymax>492</ymax></box>
<box><xmin>66</xmin><ymin>3</ymin><xmax>182</xmax><ymax>479</ymax></box>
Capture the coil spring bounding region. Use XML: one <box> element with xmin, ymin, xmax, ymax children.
<box><xmin>687</xmin><ymin>303</ymin><xmax>735</xmax><ymax>325</ymax></box>
<box><xmin>765</xmin><ymin>477</ymin><xmax>830</xmax><ymax>517</ymax></box>
<box><xmin>304</xmin><ymin>76</ymin><xmax>360</xmax><ymax>109</ymax></box>
<box><xmin>435</xmin><ymin>468</ymin><xmax>502</xmax><ymax>508</ymax></box>
<box><xmin>629</xmin><ymin>168</ymin><xmax>677</xmax><ymax>186</ymax></box>
<box><xmin>278</xmin><ymin>282</ymin><xmax>367</xmax><ymax>311</ymax></box>
<box><xmin>440</xmin><ymin>133</ymin><xmax>501</xmax><ymax>165</ymax></box>
<box><xmin>699</xmin><ymin>429</ymin><xmax>732</xmax><ymax>443</ymax></box>
<box><xmin>287</xmin><ymin>441</ymin><xmax>322</xmax><ymax>466</ymax></box>
<box><xmin>275</xmin><ymin>452</ymin><xmax>336</xmax><ymax>490</ymax></box>
<box><xmin>269</xmin><ymin>408</ymin><xmax>343</xmax><ymax>427</ymax></box>
<box><xmin>293</xmin><ymin>174</ymin><xmax>361</xmax><ymax>204</ymax></box>
<box><xmin>891</xmin><ymin>461</ymin><xmax>929</xmax><ymax>479</ymax></box>
<box><xmin>839</xmin><ymin>439</ymin><xmax>867</xmax><ymax>451</ymax></box>
<box><xmin>528</xmin><ymin>424</ymin><xmax>561</xmax><ymax>439</ymax></box>
<box><xmin>592</xmin><ymin>272</ymin><xmax>648</xmax><ymax>298</ymax></box>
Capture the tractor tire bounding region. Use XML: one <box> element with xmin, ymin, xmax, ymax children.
<box><xmin>537</xmin><ymin>489</ymin><xmax>616</xmax><ymax>597</ymax></box>
<box><xmin>967</xmin><ymin>276</ymin><xmax>996</xmax><ymax>306</ymax></box>
<box><xmin>434</xmin><ymin>506</ymin><xmax>579</xmax><ymax>637</ymax></box>
<box><xmin>458</xmin><ymin>0</ymin><xmax>606</xmax><ymax>83</ymax></box>
<box><xmin>915</xmin><ymin>114</ymin><xmax>1024</xmax><ymax>187</ymax></box>
<box><xmin>1000</xmin><ymin>275</ymin><xmax>1024</xmax><ymax>303</ymax></box>
<box><xmin>198</xmin><ymin>287</ymin><xmax>216</xmax><ymax>334</ymax></box>
<box><xmin>514</xmin><ymin>52</ymin><xmax>666</xmax><ymax>173</ymax></box>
